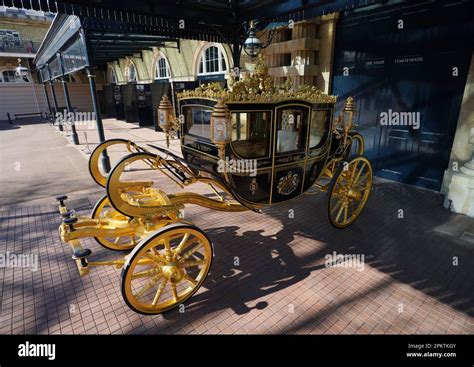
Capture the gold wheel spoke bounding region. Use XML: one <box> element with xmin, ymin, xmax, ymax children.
<box><xmin>170</xmin><ymin>284</ymin><xmax>178</xmax><ymax>301</ymax></box>
<box><xmin>134</xmin><ymin>276</ymin><xmax>159</xmax><ymax>300</ymax></box>
<box><xmin>131</xmin><ymin>236</ymin><xmax>137</xmax><ymax>245</ymax></box>
<box><xmin>351</xmin><ymin>162</ymin><xmax>366</xmax><ymax>187</ymax></box>
<box><xmin>183</xmin><ymin>242</ymin><xmax>203</xmax><ymax>259</ymax></box>
<box><xmin>173</xmin><ymin>233</ymin><xmax>192</xmax><ymax>256</ymax></box>
<box><xmin>151</xmin><ymin>279</ymin><xmax>168</xmax><ymax>306</ymax></box>
<box><xmin>131</xmin><ymin>268</ymin><xmax>157</xmax><ymax>280</ymax></box>
<box><xmin>184</xmin><ymin>274</ymin><xmax>198</xmax><ymax>286</ymax></box>
<box><xmin>335</xmin><ymin>204</ymin><xmax>344</xmax><ymax>222</ymax></box>
<box><xmin>143</xmin><ymin>251</ymin><xmax>167</xmax><ymax>265</ymax></box>
<box><xmin>150</xmin><ymin>247</ymin><xmax>164</xmax><ymax>258</ymax></box>
<box><xmin>331</xmin><ymin>199</ymin><xmax>342</xmax><ymax>215</ymax></box>
<box><xmin>162</xmin><ymin>238</ymin><xmax>172</xmax><ymax>254</ymax></box>
<box><xmin>114</xmin><ymin>236</ymin><xmax>122</xmax><ymax>245</ymax></box>
<box><xmin>343</xmin><ymin>206</ymin><xmax>348</xmax><ymax>222</ymax></box>
<box><xmin>349</xmin><ymin>160</ymin><xmax>360</xmax><ymax>182</ymax></box>
<box><xmin>353</xmin><ymin>176</ymin><xmax>368</xmax><ymax>188</ymax></box>
<box><xmin>183</xmin><ymin>259</ymin><xmax>207</xmax><ymax>267</ymax></box>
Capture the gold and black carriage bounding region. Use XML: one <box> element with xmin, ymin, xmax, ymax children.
<box><xmin>57</xmin><ymin>59</ymin><xmax>373</xmax><ymax>314</ymax></box>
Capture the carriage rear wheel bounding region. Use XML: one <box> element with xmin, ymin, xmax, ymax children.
<box><xmin>91</xmin><ymin>194</ymin><xmax>139</xmax><ymax>251</ymax></box>
<box><xmin>326</xmin><ymin>155</ymin><xmax>373</xmax><ymax>228</ymax></box>
<box><xmin>121</xmin><ymin>223</ymin><xmax>213</xmax><ymax>314</ymax></box>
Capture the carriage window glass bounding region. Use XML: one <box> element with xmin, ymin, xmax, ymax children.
<box><xmin>309</xmin><ymin>110</ymin><xmax>329</xmax><ymax>149</ymax></box>
<box><xmin>183</xmin><ymin>105</ymin><xmax>213</xmax><ymax>140</ymax></box>
<box><xmin>231</xmin><ymin>111</ymin><xmax>270</xmax><ymax>158</ymax></box>
<box><xmin>276</xmin><ymin>107</ymin><xmax>308</xmax><ymax>154</ymax></box>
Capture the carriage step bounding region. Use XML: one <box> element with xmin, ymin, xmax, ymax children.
<box><xmin>63</xmin><ymin>216</ymin><xmax>78</xmax><ymax>231</ymax></box>
<box><xmin>55</xmin><ymin>195</ymin><xmax>68</xmax><ymax>206</ymax></box>
<box><xmin>61</xmin><ymin>210</ymin><xmax>75</xmax><ymax>219</ymax></box>
<box><xmin>72</xmin><ymin>248</ymin><xmax>92</xmax><ymax>267</ymax></box>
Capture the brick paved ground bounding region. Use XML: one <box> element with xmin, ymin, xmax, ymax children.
<box><xmin>1</xmin><ymin>120</ymin><xmax>474</xmax><ymax>334</ymax></box>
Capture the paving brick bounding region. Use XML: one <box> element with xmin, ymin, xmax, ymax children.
<box><xmin>1</xmin><ymin>120</ymin><xmax>474</xmax><ymax>334</ymax></box>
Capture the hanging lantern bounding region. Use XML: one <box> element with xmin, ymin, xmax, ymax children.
<box><xmin>210</xmin><ymin>99</ymin><xmax>231</xmax><ymax>159</ymax></box>
<box><xmin>244</xmin><ymin>20</ymin><xmax>263</xmax><ymax>58</ymax></box>
<box><xmin>157</xmin><ymin>95</ymin><xmax>174</xmax><ymax>148</ymax></box>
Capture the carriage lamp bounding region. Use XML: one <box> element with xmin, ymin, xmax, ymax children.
<box><xmin>340</xmin><ymin>96</ymin><xmax>355</xmax><ymax>146</ymax></box>
<box><xmin>158</xmin><ymin>95</ymin><xmax>175</xmax><ymax>148</ymax></box>
<box><xmin>211</xmin><ymin>99</ymin><xmax>232</xmax><ymax>159</ymax></box>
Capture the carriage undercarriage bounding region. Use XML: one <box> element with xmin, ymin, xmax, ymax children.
<box><xmin>57</xmin><ymin>59</ymin><xmax>373</xmax><ymax>314</ymax></box>
<box><xmin>57</xmin><ymin>131</ymin><xmax>372</xmax><ymax>314</ymax></box>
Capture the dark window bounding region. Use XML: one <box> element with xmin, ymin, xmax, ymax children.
<box><xmin>309</xmin><ymin>110</ymin><xmax>330</xmax><ymax>149</ymax></box>
<box><xmin>183</xmin><ymin>105</ymin><xmax>213</xmax><ymax>140</ymax></box>
<box><xmin>199</xmin><ymin>46</ymin><xmax>227</xmax><ymax>75</ymax></box>
<box><xmin>231</xmin><ymin>111</ymin><xmax>271</xmax><ymax>158</ymax></box>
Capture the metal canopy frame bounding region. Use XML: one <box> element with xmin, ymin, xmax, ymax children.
<box><xmin>11</xmin><ymin>0</ymin><xmax>383</xmax><ymax>77</ymax></box>
<box><xmin>34</xmin><ymin>15</ymin><xmax>182</xmax><ymax>81</ymax></box>
<box><xmin>3</xmin><ymin>0</ymin><xmax>382</xmax><ymax>26</ymax></box>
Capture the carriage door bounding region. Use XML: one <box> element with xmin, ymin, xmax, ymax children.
<box><xmin>271</xmin><ymin>104</ymin><xmax>310</xmax><ymax>204</ymax></box>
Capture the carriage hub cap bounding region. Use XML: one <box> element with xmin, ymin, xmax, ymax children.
<box><xmin>162</xmin><ymin>263</ymin><xmax>184</xmax><ymax>283</ymax></box>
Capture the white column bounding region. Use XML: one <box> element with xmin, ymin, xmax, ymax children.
<box><xmin>443</xmin><ymin>52</ymin><xmax>474</xmax><ymax>217</ymax></box>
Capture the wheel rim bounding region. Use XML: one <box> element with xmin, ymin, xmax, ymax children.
<box><xmin>91</xmin><ymin>196</ymin><xmax>139</xmax><ymax>251</ymax></box>
<box><xmin>123</xmin><ymin>227</ymin><xmax>212</xmax><ymax>314</ymax></box>
<box><xmin>328</xmin><ymin>156</ymin><xmax>372</xmax><ymax>228</ymax></box>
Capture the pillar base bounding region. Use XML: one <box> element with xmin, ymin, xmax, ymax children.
<box><xmin>101</xmin><ymin>154</ymin><xmax>111</xmax><ymax>173</ymax></box>
<box><xmin>444</xmin><ymin>169</ymin><xmax>474</xmax><ymax>217</ymax></box>
<box><xmin>460</xmin><ymin>160</ymin><xmax>474</xmax><ymax>175</ymax></box>
<box><xmin>71</xmin><ymin>131</ymin><xmax>79</xmax><ymax>145</ymax></box>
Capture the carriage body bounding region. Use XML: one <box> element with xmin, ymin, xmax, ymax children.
<box><xmin>179</xmin><ymin>97</ymin><xmax>337</xmax><ymax>206</ymax></box>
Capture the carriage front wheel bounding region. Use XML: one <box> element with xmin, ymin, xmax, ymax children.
<box><xmin>121</xmin><ymin>223</ymin><xmax>213</xmax><ymax>314</ymax></box>
<box><xmin>326</xmin><ymin>155</ymin><xmax>373</xmax><ymax>228</ymax></box>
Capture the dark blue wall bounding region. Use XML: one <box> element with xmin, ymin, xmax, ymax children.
<box><xmin>332</xmin><ymin>0</ymin><xmax>473</xmax><ymax>190</ymax></box>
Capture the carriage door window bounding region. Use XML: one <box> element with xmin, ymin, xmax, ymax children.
<box><xmin>183</xmin><ymin>105</ymin><xmax>213</xmax><ymax>140</ymax></box>
<box><xmin>276</xmin><ymin>107</ymin><xmax>308</xmax><ymax>154</ymax></box>
<box><xmin>309</xmin><ymin>110</ymin><xmax>329</xmax><ymax>149</ymax></box>
<box><xmin>231</xmin><ymin>111</ymin><xmax>271</xmax><ymax>158</ymax></box>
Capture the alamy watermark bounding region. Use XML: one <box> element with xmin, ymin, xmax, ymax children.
<box><xmin>54</xmin><ymin>110</ymin><xmax>96</xmax><ymax>128</ymax></box>
<box><xmin>217</xmin><ymin>157</ymin><xmax>257</xmax><ymax>177</ymax></box>
<box><xmin>325</xmin><ymin>251</ymin><xmax>365</xmax><ymax>272</ymax></box>
<box><xmin>380</xmin><ymin>109</ymin><xmax>420</xmax><ymax>129</ymax></box>
<box><xmin>0</xmin><ymin>251</ymin><xmax>38</xmax><ymax>272</ymax></box>
<box><xmin>18</xmin><ymin>341</ymin><xmax>55</xmax><ymax>360</ymax></box>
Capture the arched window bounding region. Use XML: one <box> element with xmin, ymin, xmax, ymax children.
<box><xmin>107</xmin><ymin>67</ymin><xmax>117</xmax><ymax>84</ymax></box>
<box><xmin>198</xmin><ymin>45</ymin><xmax>227</xmax><ymax>75</ymax></box>
<box><xmin>155</xmin><ymin>56</ymin><xmax>170</xmax><ymax>80</ymax></box>
<box><xmin>127</xmin><ymin>64</ymin><xmax>137</xmax><ymax>82</ymax></box>
<box><xmin>0</xmin><ymin>67</ymin><xmax>31</xmax><ymax>83</ymax></box>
